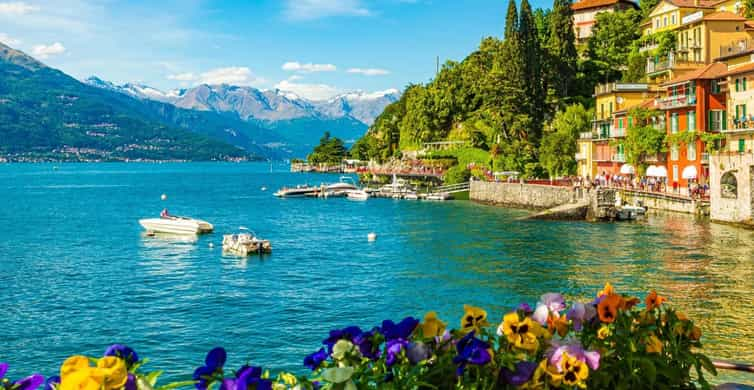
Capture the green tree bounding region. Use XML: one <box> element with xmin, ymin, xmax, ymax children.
<box><xmin>533</xmin><ymin>8</ymin><xmax>552</xmax><ymax>47</ymax></box>
<box><xmin>308</xmin><ymin>132</ymin><xmax>347</xmax><ymax>164</ymax></box>
<box><xmin>547</xmin><ymin>0</ymin><xmax>578</xmax><ymax>102</ymax></box>
<box><xmin>624</xmin><ymin>108</ymin><xmax>667</xmax><ymax>173</ymax></box>
<box><xmin>520</xmin><ymin>0</ymin><xmax>546</xmax><ymax>144</ymax></box>
<box><xmin>640</xmin><ymin>0</ymin><xmax>660</xmax><ymax>18</ymax></box>
<box><xmin>505</xmin><ymin>0</ymin><xmax>519</xmax><ymax>40</ymax></box>
<box><xmin>587</xmin><ymin>9</ymin><xmax>641</xmax><ymax>83</ymax></box>
<box><xmin>539</xmin><ymin>103</ymin><xmax>592</xmax><ymax>177</ymax></box>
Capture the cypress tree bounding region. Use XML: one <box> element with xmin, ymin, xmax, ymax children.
<box><xmin>497</xmin><ymin>24</ymin><xmax>530</xmax><ymax>141</ymax></box>
<box><xmin>519</xmin><ymin>0</ymin><xmax>544</xmax><ymax>143</ymax></box>
<box><xmin>505</xmin><ymin>0</ymin><xmax>519</xmax><ymax>40</ymax></box>
<box><xmin>547</xmin><ymin>0</ymin><xmax>577</xmax><ymax>102</ymax></box>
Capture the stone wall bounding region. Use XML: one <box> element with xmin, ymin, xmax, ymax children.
<box><xmin>620</xmin><ymin>190</ymin><xmax>700</xmax><ymax>214</ymax></box>
<box><xmin>709</xmin><ymin>152</ymin><xmax>754</xmax><ymax>225</ymax></box>
<box><xmin>469</xmin><ymin>180</ymin><xmax>581</xmax><ymax>209</ymax></box>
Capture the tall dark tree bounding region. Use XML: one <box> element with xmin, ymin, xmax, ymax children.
<box><xmin>520</xmin><ymin>0</ymin><xmax>545</xmax><ymax>143</ymax></box>
<box><xmin>496</xmin><ymin>28</ymin><xmax>531</xmax><ymax>141</ymax></box>
<box><xmin>548</xmin><ymin>0</ymin><xmax>578</xmax><ymax>102</ymax></box>
<box><xmin>505</xmin><ymin>0</ymin><xmax>519</xmax><ymax>40</ymax></box>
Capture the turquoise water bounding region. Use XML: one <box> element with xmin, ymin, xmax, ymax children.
<box><xmin>1</xmin><ymin>163</ymin><xmax>753</xmax><ymax>384</ymax></box>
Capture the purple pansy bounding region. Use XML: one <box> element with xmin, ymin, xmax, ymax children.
<box><xmin>406</xmin><ymin>342</ymin><xmax>431</xmax><ymax>364</ymax></box>
<box><xmin>125</xmin><ymin>374</ymin><xmax>136</xmax><ymax>390</ymax></box>
<box><xmin>323</xmin><ymin>326</ymin><xmax>363</xmax><ymax>353</ymax></box>
<box><xmin>353</xmin><ymin>329</ymin><xmax>381</xmax><ymax>360</ymax></box>
<box><xmin>548</xmin><ymin>340</ymin><xmax>601</xmax><ymax>371</ymax></box>
<box><xmin>500</xmin><ymin>361</ymin><xmax>538</xmax><ymax>386</ymax></box>
<box><xmin>452</xmin><ymin>331</ymin><xmax>491</xmax><ymax>376</ymax></box>
<box><xmin>532</xmin><ymin>293</ymin><xmax>566</xmax><ymax>325</ymax></box>
<box><xmin>0</xmin><ymin>363</ymin><xmax>8</xmax><ymax>380</ymax></box>
<box><xmin>385</xmin><ymin>339</ymin><xmax>408</xmax><ymax>366</ymax></box>
<box><xmin>44</xmin><ymin>376</ymin><xmax>60</xmax><ymax>390</ymax></box>
<box><xmin>303</xmin><ymin>348</ymin><xmax>329</xmax><ymax>371</ymax></box>
<box><xmin>104</xmin><ymin>344</ymin><xmax>139</xmax><ymax>368</ymax></box>
<box><xmin>219</xmin><ymin>365</ymin><xmax>271</xmax><ymax>390</ymax></box>
<box><xmin>380</xmin><ymin>317</ymin><xmax>419</xmax><ymax>341</ymax></box>
<box><xmin>517</xmin><ymin>302</ymin><xmax>533</xmax><ymax>314</ymax></box>
<box><xmin>193</xmin><ymin>347</ymin><xmax>227</xmax><ymax>390</ymax></box>
<box><xmin>567</xmin><ymin>302</ymin><xmax>597</xmax><ymax>331</ymax></box>
<box><xmin>14</xmin><ymin>374</ymin><xmax>45</xmax><ymax>390</ymax></box>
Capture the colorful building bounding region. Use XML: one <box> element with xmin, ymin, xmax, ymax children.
<box><xmin>658</xmin><ymin>62</ymin><xmax>728</xmax><ymax>191</ymax></box>
<box><xmin>571</xmin><ymin>0</ymin><xmax>639</xmax><ymax>43</ymax></box>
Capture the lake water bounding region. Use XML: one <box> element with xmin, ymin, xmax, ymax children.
<box><xmin>1</xmin><ymin>163</ymin><xmax>753</xmax><ymax>385</ymax></box>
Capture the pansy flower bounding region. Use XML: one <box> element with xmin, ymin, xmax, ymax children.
<box><xmin>103</xmin><ymin>345</ymin><xmax>139</xmax><ymax>369</ymax></box>
<box><xmin>219</xmin><ymin>365</ymin><xmax>272</xmax><ymax>390</ymax></box>
<box><xmin>500</xmin><ymin>361</ymin><xmax>538</xmax><ymax>386</ymax></box>
<box><xmin>322</xmin><ymin>326</ymin><xmax>362</xmax><ymax>353</ymax></box>
<box><xmin>419</xmin><ymin>312</ymin><xmax>446</xmax><ymax>338</ymax></box>
<box><xmin>645</xmin><ymin>334</ymin><xmax>663</xmax><ymax>353</ymax></box>
<box><xmin>558</xmin><ymin>352</ymin><xmax>589</xmax><ymax>388</ymax></box>
<box><xmin>645</xmin><ymin>290</ymin><xmax>666</xmax><ymax>311</ymax></box>
<box><xmin>193</xmin><ymin>347</ymin><xmax>227</xmax><ymax>390</ymax></box>
<box><xmin>0</xmin><ymin>363</ymin><xmax>45</xmax><ymax>390</ymax></box>
<box><xmin>60</xmin><ymin>355</ymin><xmax>127</xmax><ymax>390</ymax></box>
<box><xmin>452</xmin><ymin>331</ymin><xmax>491</xmax><ymax>376</ymax></box>
<box><xmin>460</xmin><ymin>305</ymin><xmax>489</xmax><ymax>333</ymax></box>
<box><xmin>547</xmin><ymin>340</ymin><xmax>600</xmax><ymax>371</ymax></box>
<box><xmin>380</xmin><ymin>317</ymin><xmax>419</xmax><ymax>341</ymax></box>
<box><xmin>597</xmin><ymin>294</ymin><xmax>623</xmax><ymax>323</ymax></box>
<box><xmin>532</xmin><ymin>293</ymin><xmax>566</xmax><ymax>326</ymax></box>
<box><xmin>498</xmin><ymin>312</ymin><xmax>545</xmax><ymax>351</ymax></box>
<box><xmin>567</xmin><ymin>302</ymin><xmax>596</xmax><ymax>331</ymax></box>
<box><xmin>352</xmin><ymin>329</ymin><xmax>381</xmax><ymax>360</ymax></box>
<box><xmin>303</xmin><ymin>348</ymin><xmax>328</xmax><ymax>371</ymax></box>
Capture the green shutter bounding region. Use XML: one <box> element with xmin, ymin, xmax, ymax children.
<box><xmin>739</xmin><ymin>139</ymin><xmax>745</xmax><ymax>153</ymax></box>
<box><xmin>708</xmin><ymin>110</ymin><xmax>713</xmax><ymax>131</ymax></box>
<box><xmin>723</xmin><ymin>111</ymin><xmax>727</xmax><ymax>130</ymax></box>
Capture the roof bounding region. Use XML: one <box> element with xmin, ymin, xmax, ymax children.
<box><xmin>571</xmin><ymin>0</ymin><xmax>638</xmax><ymax>11</ymax></box>
<box><xmin>745</xmin><ymin>20</ymin><xmax>754</xmax><ymax>29</ymax></box>
<box><xmin>614</xmin><ymin>98</ymin><xmax>658</xmax><ymax>114</ymax></box>
<box><xmin>723</xmin><ymin>62</ymin><xmax>754</xmax><ymax>77</ymax></box>
<box><xmin>665</xmin><ymin>0</ymin><xmax>720</xmax><ymax>8</ymax></box>
<box><xmin>660</xmin><ymin>62</ymin><xmax>728</xmax><ymax>86</ymax></box>
<box><xmin>702</xmin><ymin>11</ymin><xmax>747</xmax><ymax>20</ymax></box>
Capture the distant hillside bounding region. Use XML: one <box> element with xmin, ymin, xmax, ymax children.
<box><xmin>0</xmin><ymin>42</ymin><xmax>256</xmax><ymax>161</ymax></box>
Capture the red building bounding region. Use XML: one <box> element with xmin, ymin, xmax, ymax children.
<box><xmin>657</xmin><ymin>63</ymin><xmax>727</xmax><ymax>193</ymax></box>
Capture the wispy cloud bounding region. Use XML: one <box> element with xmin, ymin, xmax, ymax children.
<box><xmin>168</xmin><ymin>67</ymin><xmax>265</xmax><ymax>87</ymax></box>
<box><xmin>284</xmin><ymin>0</ymin><xmax>370</xmax><ymax>21</ymax></box>
<box><xmin>282</xmin><ymin>61</ymin><xmax>337</xmax><ymax>73</ymax></box>
<box><xmin>31</xmin><ymin>42</ymin><xmax>65</xmax><ymax>59</ymax></box>
<box><xmin>167</xmin><ymin>72</ymin><xmax>197</xmax><ymax>81</ymax></box>
<box><xmin>0</xmin><ymin>32</ymin><xmax>21</xmax><ymax>45</ymax></box>
<box><xmin>347</xmin><ymin>67</ymin><xmax>390</xmax><ymax>76</ymax></box>
<box><xmin>0</xmin><ymin>2</ymin><xmax>39</xmax><ymax>16</ymax></box>
<box><xmin>275</xmin><ymin>76</ymin><xmax>341</xmax><ymax>100</ymax></box>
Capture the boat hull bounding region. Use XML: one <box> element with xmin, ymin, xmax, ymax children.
<box><xmin>139</xmin><ymin>218</ymin><xmax>214</xmax><ymax>235</ymax></box>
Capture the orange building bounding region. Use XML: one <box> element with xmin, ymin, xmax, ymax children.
<box><xmin>658</xmin><ymin>62</ymin><xmax>728</xmax><ymax>192</ymax></box>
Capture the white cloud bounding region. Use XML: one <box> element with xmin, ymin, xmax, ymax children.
<box><xmin>31</xmin><ymin>42</ymin><xmax>65</xmax><ymax>59</ymax></box>
<box><xmin>0</xmin><ymin>2</ymin><xmax>39</xmax><ymax>16</ymax></box>
<box><xmin>167</xmin><ymin>72</ymin><xmax>197</xmax><ymax>81</ymax></box>
<box><xmin>197</xmin><ymin>67</ymin><xmax>265</xmax><ymax>86</ymax></box>
<box><xmin>282</xmin><ymin>61</ymin><xmax>336</xmax><ymax>73</ymax></box>
<box><xmin>347</xmin><ymin>67</ymin><xmax>390</xmax><ymax>76</ymax></box>
<box><xmin>284</xmin><ymin>0</ymin><xmax>370</xmax><ymax>21</ymax></box>
<box><xmin>0</xmin><ymin>32</ymin><xmax>21</xmax><ymax>45</ymax></box>
<box><xmin>275</xmin><ymin>77</ymin><xmax>341</xmax><ymax>101</ymax></box>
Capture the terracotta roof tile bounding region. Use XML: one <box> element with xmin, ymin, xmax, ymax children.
<box><xmin>723</xmin><ymin>62</ymin><xmax>754</xmax><ymax>77</ymax></box>
<box><xmin>664</xmin><ymin>0</ymin><xmax>719</xmax><ymax>8</ymax></box>
<box><xmin>660</xmin><ymin>62</ymin><xmax>728</xmax><ymax>86</ymax></box>
<box><xmin>571</xmin><ymin>0</ymin><xmax>637</xmax><ymax>11</ymax></box>
<box><xmin>702</xmin><ymin>11</ymin><xmax>747</xmax><ymax>20</ymax></box>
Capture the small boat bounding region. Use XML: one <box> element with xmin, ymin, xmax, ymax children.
<box><xmin>617</xmin><ymin>204</ymin><xmax>646</xmax><ymax>220</ymax></box>
<box><xmin>425</xmin><ymin>192</ymin><xmax>452</xmax><ymax>201</ymax></box>
<box><xmin>274</xmin><ymin>184</ymin><xmax>318</xmax><ymax>197</ymax></box>
<box><xmin>347</xmin><ymin>189</ymin><xmax>369</xmax><ymax>201</ymax></box>
<box><xmin>139</xmin><ymin>216</ymin><xmax>214</xmax><ymax>235</ymax></box>
<box><xmin>222</xmin><ymin>232</ymin><xmax>272</xmax><ymax>256</ymax></box>
<box><xmin>404</xmin><ymin>192</ymin><xmax>419</xmax><ymax>200</ymax></box>
<box><xmin>326</xmin><ymin>176</ymin><xmax>359</xmax><ymax>196</ymax></box>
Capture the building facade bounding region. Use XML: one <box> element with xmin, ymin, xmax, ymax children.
<box><xmin>571</xmin><ymin>0</ymin><xmax>639</xmax><ymax>43</ymax></box>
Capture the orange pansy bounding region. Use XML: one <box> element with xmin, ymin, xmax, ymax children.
<box><xmin>645</xmin><ymin>291</ymin><xmax>666</xmax><ymax>311</ymax></box>
<box><xmin>547</xmin><ymin>314</ymin><xmax>569</xmax><ymax>337</ymax></box>
<box><xmin>597</xmin><ymin>294</ymin><xmax>622</xmax><ymax>323</ymax></box>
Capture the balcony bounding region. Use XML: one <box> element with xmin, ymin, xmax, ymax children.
<box><xmin>646</xmin><ymin>57</ymin><xmax>705</xmax><ymax>75</ymax></box>
<box><xmin>575</xmin><ymin>152</ymin><xmax>586</xmax><ymax>161</ymax></box>
<box><xmin>657</xmin><ymin>94</ymin><xmax>697</xmax><ymax>110</ymax></box>
<box><xmin>724</xmin><ymin>116</ymin><xmax>754</xmax><ymax>132</ymax></box>
<box><xmin>718</xmin><ymin>39</ymin><xmax>754</xmax><ymax>59</ymax></box>
<box><xmin>579</xmin><ymin>131</ymin><xmax>594</xmax><ymax>140</ymax></box>
<box><xmin>638</xmin><ymin>43</ymin><xmax>659</xmax><ymax>53</ymax></box>
<box><xmin>593</xmin><ymin>82</ymin><xmax>650</xmax><ymax>96</ymax></box>
<box><xmin>611</xmin><ymin>127</ymin><xmax>626</xmax><ymax>138</ymax></box>
<box><xmin>612</xmin><ymin>154</ymin><xmax>626</xmax><ymax>162</ymax></box>
<box><xmin>644</xmin><ymin>153</ymin><xmax>667</xmax><ymax>163</ymax></box>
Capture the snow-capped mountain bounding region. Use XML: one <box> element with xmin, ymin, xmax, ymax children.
<box><xmin>84</xmin><ymin>77</ymin><xmax>401</xmax><ymax>125</ymax></box>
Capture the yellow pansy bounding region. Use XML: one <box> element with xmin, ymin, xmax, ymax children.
<box><xmin>560</xmin><ymin>352</ymin><xmax>589</xmax><ymax>389</ymax></box>
<box><xmin>60</xmin><ymin>356</ymin><xmax>127</xmax><ymax>390</ymax></box>
<box><xmin>419</xmin><ymin>311</ymin><xmax>447</xmax><ymax>337</ymax></box>
<box><xmin>646</xmin><ymin>334</ymin><xmax>663</xmax><ymax>353</ymax></box>
<box><xmin>597</xmin><ymin>325</ymin><xmax>611</xmax><ymax>340</ymax></box>
<box><xmin>499</xmin><ymin>312</ymin><xmax>543</xmax><ymax>351</ymax></box>
<box><xmin>597</xmin><ymin>282</ymin><xmax>615</xmax><ymax>298</ymax></box>
<box><xmin>279</xmin><ymin>372</ymin><xmax>297</xmax><ymax>385</ymax></box>
<box><xmin>460</xmin><ymin>305</ymin><xmax>489</xmax><ymax>333</ymax></box>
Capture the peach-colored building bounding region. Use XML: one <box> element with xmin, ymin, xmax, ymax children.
<box><xmin>572</xmin><ymin>0</ymin><xmax>639</xmax><ymax>43</ymax></box>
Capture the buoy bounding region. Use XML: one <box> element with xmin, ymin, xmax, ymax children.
<box><xmin>208</xmin><ymin>243</ymin><xmax>214</xmax><ymax>248</ymax></box>
<box><xmin>368</xmin><ymin>232</ymin><xmax>377</xmax><ymax>242</ymax></box>
<box><xmin>161</xmin><ymin>194</ymin><xmax>167</xmax><ymax>201</ymax></box>
<box><xmin>261</xmin><ymin>186</ymin><xmax>267</xmax><ymax>191</ymax></box>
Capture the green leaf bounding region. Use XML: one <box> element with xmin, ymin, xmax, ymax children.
<box><xmin>322</xmin><ymin>367</ymin><xmax>355</xmax><ymax>384</ymax></box>
<box><xmin>154</xmin><ymin>380</ymin><xmax>196</xmax><ymax>390</ymax></box>
<box><xmin>696</xmin><ymin>354</ymin><xmax>717</xmax><ymax>376</ymax></box>
<box><xmin>638</xmin><ymin>358</ymin><xmax>657</xmax><ymax>386</ymax></box>
<box><xmin>145</xmin><ymin>370</ymin><xmax>163</xmax><ymax>387</ymax></box>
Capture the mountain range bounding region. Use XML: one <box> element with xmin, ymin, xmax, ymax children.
<box><xmin>0</xmin><ymin>40</ymin><xmax>399</xmax><ymax>161</ymax></box>
<box><xmin>84</xmin><ymin>77</ymin><xmax>400</xmax><ymax>126</ymax></box>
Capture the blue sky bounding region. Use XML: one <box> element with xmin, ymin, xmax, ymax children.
<box><xmin>0</xmin><ymin>0</ymin><xmax>549</xmax><ymax>100</ymax></box>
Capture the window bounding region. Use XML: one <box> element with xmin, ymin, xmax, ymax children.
<box><xmin>618</xmin><ymin>118</ymin><xmax>624</xmax><ymax>128</ymax></box>
<box><xmin>671</xmin><ymin>112</ymin><xmax>679</xmax><ymax>133</ymax></box>
<box><xmin>721</xmin><ymin>171</ymin><xmax>738</xmax><ymax>198</ymax></box>
<box><xmin>664</xmin><ymin>16</ymin><xmax>668</xmax><ymax>27</ymax></box>
<box><xmin>655</xmin><ymin>19</ymin><xmax>660</xmax><ymax>29</ymax></box>
<box><xmin>688</xmin><ymin>142</ymin><xmax>697</xmax><ymax>160</ymax></box>
<box><xmin>688</xmin><ymin>111</ymin><xmax>696</xmax><ymax>131</ymax></box>
<box><xmin>671</xmin><ymin>144</ymin><xmax>680</xmax><ymax>160</ymax></box>
<box><xmin>673</xmin><ymin>165</ymin><xmax>679</xmax><ymax>181</ymax></box>
<box><xmin>739</xmin><ymin>138</ymin><xmax>746</xmax><ymax>153</ymax></box>
<box><xmin>745</xmin><ymin>77</ymin><xmax>748</xmax><ymax>90</ymax></box>
<box><xmin>736</xmin><ymin>78</ymin><xmax>740</xmax><ymax>92</ymax></box>
<box><xmin>672</xmin><ymin>14</ymin><xmax>676</xmax><ymax>24</ymax></box>
<box><xmin>711</xmin><ymin>80</ymin><xmax>721</xmax><ymax>94</ymax></box>
<box><xmin>709</xmin><ymin>110</ymin><xmax>725</xmax><ymax>131</ymax></box>
<box><xmin>688</xmin><ymin>81</ymin><xmax>696</xmax><ymax>97</ymax></box>
<box><xmin>609</xmin><ymin>102</ymin><xmax>613</xmax><ymax>114</ymax></box>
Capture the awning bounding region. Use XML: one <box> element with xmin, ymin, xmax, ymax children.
<box><xmin>682</xmin><ymin>165</ymin><xmax>698</xmax><ymax>180</ymax></box>
<box><xmin>646</xmin><ymin>165</ymin><xmax>668</xmax><ymax>177</ymax></box>
<box><xmin>620</xmin><ymin>164</ymin><xmax>636</xmax><ymax>175</ymax></box>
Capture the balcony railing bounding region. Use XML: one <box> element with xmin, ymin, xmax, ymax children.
<box><xmin>639</xmin><ymin>43</ymin><xmax>659</xmax><ymax>53</ymax></box>
<box><xmin>575</xmin><ymin>152</ymin><xmax>586</xmax><ymax>161</ymax></box>
<box><xmin>657</xmin><ymin>94</ymin><xmax>697</xmax><ymax>110</ymax></box>
<box><xmin>611</xmin><ymin>128</ymin><xmax>626</xmax><ymax>138</ymax></box>
<box><xmin>593</xmin><ymin>82</ymin><xmax>650</xmax><ymax>96</ymax></box>
<box><xmin>644</xmin><ymin>153</ymin><xmax>667</xmax><ymax>163</ymax></box>
<box><xmin>719</xmin><ymin>39</ymin><xmax>754</xmax><ymax>59</ymax></box>
<box><xmin>612</xmin><ymin>154</ymin><xmax>626</xmax><ymax>162</ymax></box>
<box><xmin>579</xmin><ymin>131</ymin><xmax>594</xmax><ymax>139</ymax></box>
<box><xmin>726</xmin><ymin>116</ymin><xmax>754</xmax><ymax>131</ymax></box>
<box><xmin>646</xmin><ymin>57</ymin><xmax>705</xmax><ymax>74</ymax></box>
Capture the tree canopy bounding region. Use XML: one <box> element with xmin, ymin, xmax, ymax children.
<box><xmin>308</xmin><ymin>132</ymin><xmax>347</xmax><ymax>164</ymax></box>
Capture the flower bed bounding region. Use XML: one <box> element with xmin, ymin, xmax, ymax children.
<box><xmin>1</xmin><ymin>284</ymin><xmax>717</xmax><ymax>389</ymax></box>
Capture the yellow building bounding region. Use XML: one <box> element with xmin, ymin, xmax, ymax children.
<box><xmin>675</xmin><ymin>11</ymin><xmax>753</xmax><ymax>63</ymax></box>
<box><xmin>576</xmin><ymin>135</ymin><xmax>595</xmax><ymax>179</ymax></box>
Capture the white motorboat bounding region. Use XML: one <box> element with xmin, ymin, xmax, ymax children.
<box><xmin>222</xmin><ymin>232</ymin><xmax>271</xmax><ymax>256</ymax></box>
<box><xmin>425</xmin><ymin>192</ymin><xmax>452</xmax><ymax>201</ymax></box>
<box><xmin>139</xmin><ymin>216</ymin><xmax>214</xmax><ymax>235</ymax></box>
<box><xmin>346</xmin><ymin>189</ymin><xmax>369</xmax><ymax>201</ymax></box>
<box><xmin>617</xmin><ymin>204</ymin><xmax>646</xmax><ymax>220</ymax></box>
<box><xmin>327</xmin><ymin>176</ymin><xmax>359</xmax><ymax>195</ymax></box>
<box><xmin>274</xmin><ymin>184</ymin><xmax>318</xmax><ymax>197</ymax></box>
